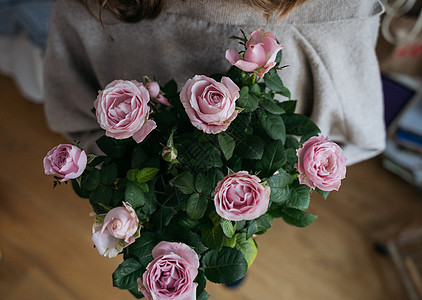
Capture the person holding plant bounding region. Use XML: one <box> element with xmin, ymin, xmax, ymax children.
<box><xmin>43</xmin><ymin>0</ymin><xmax>385</xmax><ymax>163</ymax></box>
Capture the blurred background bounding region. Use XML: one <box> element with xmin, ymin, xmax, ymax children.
<box><xmin>0</xmin><ymin>0</ymin><xmax>422</xmax><ymax>299</ymax></box>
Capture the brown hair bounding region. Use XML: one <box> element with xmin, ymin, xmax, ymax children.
<box><xmin>77</xmin><ymin>0</ymin><xmax>163</xmax><ymax>23</ymax></box>
<box><xmin>77</xmin><ymin>0</ymin><xmax>307</xmax><ymax>23</ymax></box>
<box><xmin>246</xmin><ymin>0</ymin><xmax>309</xmax><ymax>19</ymax></box>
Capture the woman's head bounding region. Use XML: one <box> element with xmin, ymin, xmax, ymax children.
<box><xmin>77</xmin><ymin>0</ymin><xmax>308</xmax><ymax>23</ymax></box>
<box><xmin>77</xmin><ymin>0</ymin><xmax>163</xmax><ymax>23</ymax></box>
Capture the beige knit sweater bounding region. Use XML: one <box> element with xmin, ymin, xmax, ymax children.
<box><xmin>43</xmin><ymin>0</ymin><xmax>385</xmax><ymax>165</ymax></box>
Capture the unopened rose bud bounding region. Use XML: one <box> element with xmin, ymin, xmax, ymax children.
<box><xmin>145</xmin><ymin>81</ymin><xmax>160</xmax><ymax>98</ymax></box>
<box><xmin>156</xmin><ymin>94</ymin><xmax>171</xmax><ymax>106</ymax></box>
<box><xmin>162</xmin><ymin>146</ymin><xmax>178</xmax><ymax>163</ymax></box>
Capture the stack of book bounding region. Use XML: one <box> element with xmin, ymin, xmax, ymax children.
<box><xmin>382</xmin><ymin>74</ymin><xmax>422</xmax><ymax>189</ymax></box>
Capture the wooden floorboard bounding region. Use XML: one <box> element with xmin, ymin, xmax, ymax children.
<box><xmin>0</xmin><ymin>73</ymin><xmax>421</xmax><ymax>299</ymax></box>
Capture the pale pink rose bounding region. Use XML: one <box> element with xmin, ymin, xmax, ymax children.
<box><xmin>145</xmin><ymin>81</ymin><xmax>160</xmax><ymax>98</ymax></box>
<box><xmin>43</xmin><ymin>144</ymin><xmax>87</xmax><ymax>181</ymax></box>
<box><xmin>91</xmin><ymin>202</ymin><xmax>139</xmax><ymax>258</ymax></box>
<box><xmin>214</xmin><ymin>171</ymin><xmax>270</xmax><ymax>221</ymax></box>
<box><xmin>295</xmin><ymin>135</ymin><xmax>347</xmax><ymax>191</ymax></box>
<box><xmin>226</xmin><ymin>28</ymin><xmax>283</xmax><ymax>77</ymax></box>
<box><xmin>180</xmin><ymin>75</ymin><xmax>240</xmax><ymax>134</ymax></box>
<box><xmin>138</xmin><ymin>241</ymin><xmax>199</xmax><ymax>300</ymax></box>
<box><xmin>94</xmin><ymin>80</ymin><xmax>156</xmax><ymax>143</ymax></box>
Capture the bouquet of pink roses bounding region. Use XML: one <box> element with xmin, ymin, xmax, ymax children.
<box><xmin>43</xmin><ymin>29</ymin><xmax>346</xmax><ymax>300</ymax></box>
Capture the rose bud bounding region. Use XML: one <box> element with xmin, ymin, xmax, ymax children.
<box><xmin>226</xmin><ymin>28</ymin><xmax>283</xmax><ymax>78</ymax></box>
<box><xmin>43</xmin><ymin>144</ymin><xmax>87</xmax><ymax>181</ymax></box>
<box><xmin>180</xmin><ymin>75</ymin><xmax>240</xmax><ymax>134</ymax></box>
<box><xmin>214</xmin><ymin>171</ymin><xmax>270</xmax><ymax>221</ymax></box>
<box><xmin>91</xmin><ymin>202</ymin><xmax>140</xmax><ymax>258</ymax></box>
<box><xmin>296</xmin><ymin>135</ymin><xmax>347</xmax><ymax>191</ymax></box>
<box><xmin>138</xmin><ymin>241</ymin><xmax>199</xmax><ymax>300</ymax></box>
<box><xmin>94</xmin><ymin>80</ymin><xmax>156</xmax><ymax>143</ymax></box>
<box><xmin>156</xmin><ymin>94</ymin><xmax>171</xmax><ymax>106</ymax></box>
<box><xmin>145</xmin><ymin>81</ymin><xmax>160</xmax><ymax>98</ymax></box>
<box><xmin>162</xmin><ymin>146</ymin><xmax>178</xmax><ymax>163</ymax></box>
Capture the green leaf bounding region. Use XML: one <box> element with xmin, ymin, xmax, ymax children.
<box><xmin>162</xmin><ymin>79</ymin><xmax>178</xmax><ymax>98</ymax></box>
<box><xmin>246</xmin><ymin>220</ymin><xmax>258</xmax><ymax>239</ymax></box>
<box><xmin>195</xmin><ymin>269</ymin><xmax>207</xmax><ymax>297</ymax></box>
<box><xmin>131</xmin><ymin>147</ymin><xmax>148</xmax><ymax>169</ymax></box>
<box><xmin>171</xmin><ymin>171</ymin><xmax>195</xmax><ymax>194</ymax></box>
<box><xmin>264</xmin><ymin>69</ymin><xmax>285</xmax><ymax>93</ymax></box>
<box><xmin>197</xmin><ymin>290</ymin><xmax>210</xmax><ymax>300</ymax></box>
<box><xmin>316</xmin><ymin>188</ymin><xmax>330</xmax><ymax>199</ymax></box>
<box><xmin>201</xmin><ymin>221</ymin><xmax>225</xmax><ymax>251</ymax></box>
<box><xmin>96</xmin><ymin>135</ymin><xmax>131</xmax><ymax>159</ymax></box>
<box><xmin>261</xmin><ymin>97</ymin><xmax>286</xmax><ymax>115</ymax></box>
<box><xmin>100</xmin><ymin>163</ymin><xmax>118</xmax><ymax>185</ymax></box>
<box><xmin>151</xmin><ymin>206</ymin><xmax>175</xmax><ymax>228</ymax></box>
<box><xmin>286</xmin><ymin>183</ymin><xmax>311</xmax><ymax>210</ymax></box>
<box><xmin>142</xmin><ymin>191</ymin><xmax>157</xmax><ymax>214</ymax></box>
<box><xmin>111</xmin><ymin>190</ymin><xmax>124</xmax><ymax>207</ymax></box>
<box><xmin>282</xmin><ymin>207</ymin><xmax>317</xmax><ymax>227</ymax></box>
<box><xmin>220</xmin><ymin>219</ymin><xmax>236</xmax><ymax>238</ymax></box>
<box><xmin>186</xmin><ymin>194</ymin><xmax>208</xmax><ymax>220</ymax></box>
<box><xmin>257</xmin><ymin>110</ymin><xmax>286</xmax><ymax>143</ymax></box>
<box><xmin>93</xmin><ymin>185</ymin><xmax>113</xmax><ymax>207</ymax></box>
<box><xmin>112</xmin><ymin>258</ymin><xmax>142</xmax><ymax>290</ymax></box>
<box><xmin>218</xmin><ymin>133</ymin><xmax>235</xmax><ymax>161</ymax></box>
<box><xmin>136</xmin><ymin>168</ymin><xmax>159</xmax><ymax>183</ymax></box>
<box><xmin>281</xmin><ymin>114</ymin><xmax>320</xmax><ymax>137</ymax></box>
<box><xmin>260</xmin><ymin>140</ymin><xmax>286</xmax><ymax>176</ymax></box>
<box><xmin>125</xmin><ymin>181</ymin><xmax>146</xmax><ymax>209</ymax></box>
<box><xmin>162</xmin><ymin>225</ymin><xmax>208</xmax><ymax>254</ymax></box>
<box><xmin>266</xmin><ymin>203</ymin><xmax>283</xmax><ymax>218</ymax></box>
<box><xmin>128</xmin><ymin>232</ymin><xmax>155</xmax><ymax>265</ymax></box>
<box><xmin>208</xmin><ymin>169</ymin><xmax>224</xmax><ymax>193</ymax></box>
<box><xmin>201</xmin><ymin>247</ymin><xmax>248</xmax><ymax>284</ymax></box>
<box><xmin>195</xmin><ymin>173</ymin><xmax>214</xmax><ymax>194</ymax></box>
<box><xmin>129</xmin><ymin>288</ymin><xmax>144</xmax><ymax>299</ymax></box>
<box><xmin>236</xmin><ymin>86</ymin><xmax>259</xmax><ymax>112</ymax></box>
<box><xmin>278</xmin><ymin>100</ymin><xmax>296</xmax><ymax>114</ymax></box>
<box><xmin>255</xmin><ymin>214</ymin><xmax>273</xmax><ymax>235</ymax></box>
<box><xmin>234</xmin><ymin>233</ymin><xmax>258</xmax><ymax>267</ymax></box>
<box><xmin>237</xmin><ymin>135</ymin><xmax>264</xmax><ymax>160</ymax></box>
<box><xmin>249</xmin><ymin>83</ymin><xmax>261</xmax><ymax>95</ymax></box>
<box><xmin>267</xmin><ymin>170</ymin><xmax>294</xmax><ymax>204</ymax></box>
<box><xmin>81</xmin><ymin>169</ymin><xmax>100</xmax><ymax>191</ymax></box>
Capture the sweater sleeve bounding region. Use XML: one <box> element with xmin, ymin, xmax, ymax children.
<box><xmin>290</xmin><ymin>1</ymin><xmax>386</xmax><ymax>165</ymax></box>
<box><xmin>43</xmin><ymin>0</ymin><xmax>103</xmax><ymax>153</ymax></box>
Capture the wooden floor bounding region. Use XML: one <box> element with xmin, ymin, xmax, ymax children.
<box><xmin>0</xmin><ymin>73</ymin><xmax>421</xmax><ymax>300</ymax></box>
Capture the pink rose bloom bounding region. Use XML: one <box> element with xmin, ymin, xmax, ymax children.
<box><xmin>138</xmin><ymin>241</ymin><xmax>199</xmax><ymax>300</ymax></box>
<box><xmin>295</xmin><ymin>135</ymin><xmax>347</xmax><ymax>191</ymax></box>
<box><xmin>94</xmin><ymin>80</ymin><xmax>156</xmax><ymax>143</ymax></box>
<box><xmin>91</xmin><ymin>202</ymin><xmax>139</xmax><ymax>258</ymax></box>
<box><xmin>180</xmin><ymin>75</ymin><xmax>240</xmax><ymax>134</ymax></box>
<box><xmin>226</xmin><ymin>28</ymin><xmax>283</xmax><ymax>78</ymax></box>
<box><xmin>43</xmin><ymin>144</ymin><xmax>87</xmax><ymax>181</ymax></box>
<box><xmin>214</xmin><ymin>171</ymin><xmax>270</xmax><ymax>221</ymax></box>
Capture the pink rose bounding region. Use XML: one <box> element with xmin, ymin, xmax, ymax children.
<box><xmin>138</xmin><ymin>241</ymin><xmax>199</xmax><ymax>300</ymax></box>
<box><xmin>94</xmin><ymin>80</ymin><xmax>156</xmax><ymax>143</ymax></box>
<box><xmin>43</xmin><ymin>144</ymin><xmax>87</xmax><ymax>181</ymax></box>
<box><xmin>91</xmin><ymin>202</ymin><xmax>139</xmax><ymax>258</ymax></box>
<box><xmin>226</xmin><ymin>28</ymin><xmax>283</xmax><ymax>78</ymax></box>
<box><xmin>180</xmin><ymin>75</ymin><xmax>240</xmax><ymax>134</ymax></box>
<box><xmin>145</xmin><ymin>81</ymin><xmax>160</xmax><ymax>98</ymax></box>
<box><xmin>214</xmin><ymin>171</ymin><xmax>270</xmax><ymax>221</ymax></box>
<box><xmin>295</xmin><ymin>135</ymin><xmax>347</xmax><ymax>191</ymax></box>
